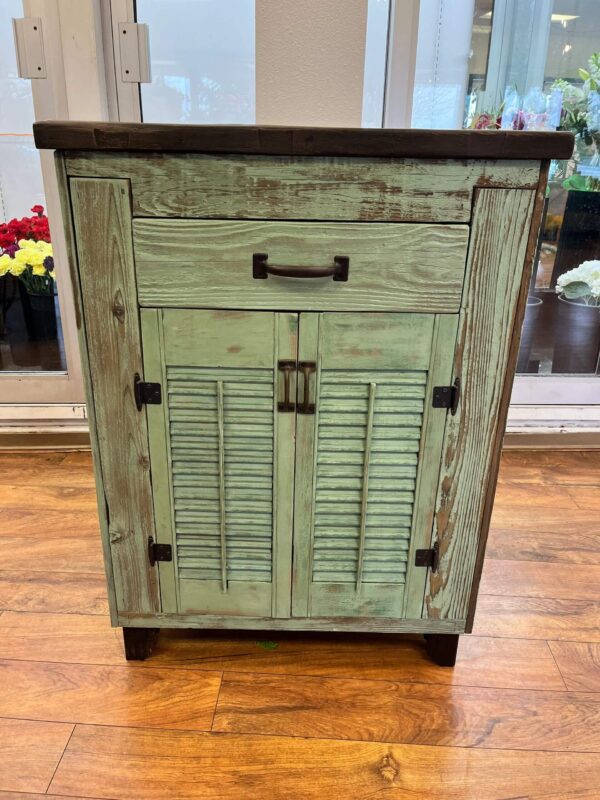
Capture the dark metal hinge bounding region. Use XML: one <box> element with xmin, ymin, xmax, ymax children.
<box><xmin>415</xmin><ymin>541</ymin><xmax>439</xmax><ymax>572</ymax></box>
<box><xmin>432</xmin><ymin>377</ymin><xmax>460</xmax><ymax>415</ymax></box>
<box><xmin>148</xmin><ymin>536</ymin><xmax>172</xmax><ymax>567</ymax></box>
<box><xmin>134</xmin><ymin>373</ymin><xmax>162</xmax><ymax>411</ymax></box>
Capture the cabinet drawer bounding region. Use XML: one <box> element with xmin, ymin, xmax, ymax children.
<box><xmin>133</xmin><ymin>219</ymin><xmax>469</xmax><ymax>313</ymax></box>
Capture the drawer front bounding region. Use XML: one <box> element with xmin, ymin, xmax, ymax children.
<box><xmin>133</xmin><ymin>219</ymin><xmax>469</xmax><ymax>313</ymax></box>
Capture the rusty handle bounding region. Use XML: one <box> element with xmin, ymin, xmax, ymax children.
<box><xmin>298</xmin><ymin>361</ymin><xmax>316</xmax><ymax>415</ymax></box>
<box><xmin>278</xmin><ymin>360</ymin><xmax>296</xmax><ymax>412</ymax></box>
<box><xmin>253</xmin><ymin>253</ymin><xmax>349</xmax><ymax>282</ymax></box>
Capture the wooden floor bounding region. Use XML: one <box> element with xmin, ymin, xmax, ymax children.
<box><xmin>0</xmin><ymin>450</ymin><xmax>598</xmax><ymax>799</ymax></box>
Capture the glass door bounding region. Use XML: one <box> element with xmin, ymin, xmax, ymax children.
<box><xmin>110</xmin><ymin>0</ymin><xmax>256</xmax><ymax>125</ymax></box>
<box><xmin>1</xmin><ymin>0</ymin><xmax>83</xmax><ymax>404</ymax></box>
<box><xmin>403</xmin><ymin>0</ymin><xmax>600</xmax><ymax>410</ymax></box>
<box><xmin>467</xmin><ymin>1</ymin><xmax>600</xmax><ymax>406</ymax></box>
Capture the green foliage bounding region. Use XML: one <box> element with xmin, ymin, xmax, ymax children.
<box><xmin>562</xmin><ymin>280</ymin><xmax>592</xmax><ymax>299</ymax></box>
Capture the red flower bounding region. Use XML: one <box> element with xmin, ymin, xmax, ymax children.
<box><xmin>30</xmin><ymin>205</ymin><xmax>45</xmax><ymax>216</ymax></box>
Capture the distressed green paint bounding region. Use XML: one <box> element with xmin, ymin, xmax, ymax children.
<box><xmin>427</xmin><ymin>188</ymin><xmax>536</xmax><ymax>621</ymax></box>
<box><xmin>70</xmin><ymin>177</ymin><xmax>159</xmax><ymax>616</ymax></box>
<box><xmin>65</xmin><ymin>152</ymin><xmax>541</xmax><ymax>221</ymax></box>
<box><xmin>291</xmin><ymin>312</ymin><xmax>457</xmax><ymax>619</ymax></box>
<box><xmin>141</xmin><ymin>308</ymin><xmax>298</xmax><ymax>618</ymax></box>
<box><xmin>132</xmin><ymin>219</ymin><xmax>468</xmax><ymax>313</ymax></box>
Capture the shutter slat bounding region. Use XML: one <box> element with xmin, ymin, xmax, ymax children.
<box><xmin>312</xmin><ymin>369</ymin><xmax>424</xmax><ymax>586</ymax></box>
<box><xmin>166</xmin><ymin>365</ymin><xmax>273</xmax><ymax>584</ymax></box>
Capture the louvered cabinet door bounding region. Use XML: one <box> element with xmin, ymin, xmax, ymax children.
<box><xmin>141</xmin><ymin>309</ymin><xmax>298</xmax><ymax>617</ymax></box>
<box><xmin>292</xmin><ymin>312</ymin><xmax>458</xmax><ymax>619</ymax></box>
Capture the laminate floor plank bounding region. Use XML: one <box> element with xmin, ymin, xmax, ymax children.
<box><xmin>490</xmin><ymin>482</ymin><xmax>576</xmax><ymax>509</ymax></box>
<box><xmin>48</xmin><ymin>724</ymin><xmax>598</xmax><ymax>800</ymax></box>
<box><xmin>0</xmin><ymin>659</ymin><xmax>221</xmax><ymax>730</ymax></box>
<box><xmin>472</xmin><ymin>595</ymin><xmax>600</xmax><ymax>642</ymax></box>
<box><xmin>0</xmin><ymin>484</ymin><xmax>97</xmax><ymax>511</ymax></box>
<box><xmin>212</xmin><ymin>671</ymin><xmax>600</xmax><ymax>751</ymax></box>
<box><xmin>0</xmin><ymin>794</ymin><xmax>100</xmax><ymax>800</ymax></box>
<box><xmin>0</xmin><ymin>570</ymin><xmax>108</xmax><ymax>615</ymax></box>
<box><xmin>0</xmin><ymin>536</ymin><xmax>104</xmax><ymax>573</ymax></box>
<box><xmin>0</xmin><ymin>717</ymin><xmax>73</xmax><ymax>794</ymax></box>
<box><xmin>480</xmin><ymin>560</ymin><xmax>598</xmax><ymax>600</ymax></box>
<box><xmin>497</xmin><ymin>450</ymin><xmax>600</xmax><ymax>486</ymax></box>
<box><xmin>489</xmin><ymin>503</ymin><xmax>598</xmax><ymax>533</ymax></box>
<box><xmin>486</xmin><ymin>526</ymin><xmax>600</xmax><ymax>564</ymax></box>
<box><xmin>0</xmin><ymin>508</ymin><xmax>100</xmax><ymax>539</ymax></box>
<box><xmin>0</xmin><ymin>612</ymin><xmax>565</xmax><ymax>691</ymax></box>
<box><xmin>549</xmin><ymin>642</ymin><xmax>600</xmax><ymax>692</ymax></box>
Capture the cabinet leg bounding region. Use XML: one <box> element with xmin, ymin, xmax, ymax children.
<box><xmin>424</xmin><ymin>633</ymin><xmax>460</xmax><ymax>667</ymax></box>
<box><xmin>122</xmin><ymin>627</ymin><xmax>160</xmax><ymax>661</ymax></box>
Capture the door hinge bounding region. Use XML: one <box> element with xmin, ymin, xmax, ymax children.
<box><xmin>134</xmin><ymin>373</ymin><xmax>162</xmax><ymax>411</ymax></box>
<box><xmin>12</xmin><ymin>18</ymin><xmax>46</xmax><ymax>79</ymax></box>
<box><xmin>118</xmin><ymin>22</ymin><xmax>151</xmax><ymax>83</ymax></box>
<box><xmin>432</xmin><ymin>377</ymin><xmax>460</xmax><ymax>415</ymax></box>
<box><xmin>415</xmin><ymin>541</ymin><xmax>439</xmax><ymax>572</ymax></box>
<box><xmin>148</xmin><ymin>536</ymin><xmax>172</xmax><ymax>567</ymax></box>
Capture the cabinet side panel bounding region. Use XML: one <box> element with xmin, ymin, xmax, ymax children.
<box><xmin>54</xmin><ymin>155</ymin><xmax>118</xmax><ymax>624</ymax></box>
<box><xmin>427</xmin><ymin>186</ymin><xmax>537</xmax><ymax>621</ymax></box>
<box><xmin>70</xmin><ymin>177</ymin><xmax>160</xmax><ymax>615</ymax></box>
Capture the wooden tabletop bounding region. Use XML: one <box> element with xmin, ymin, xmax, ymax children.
<box><xmin>33</xmin><ymin>122</ymin><xmax>574</xmax><ymax>160</ymax></box>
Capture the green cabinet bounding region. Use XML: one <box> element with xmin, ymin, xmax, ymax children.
<box><xmin>39</xmin><ymin>121</ymin><xmax>569</xmax><ymax>664</ymax></box>
<box><xmin>141</xmin><ymin>309</ymin><xmax>457</xmax><ymax>622</ymax></box>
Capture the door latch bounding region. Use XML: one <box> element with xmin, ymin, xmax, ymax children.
<box><xmin>432</xmin><ymin>377</ymin><xmax>460</xmax><ymax>415</ymax></box>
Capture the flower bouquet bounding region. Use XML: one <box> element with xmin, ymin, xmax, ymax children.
<box><xmin>0</xmin><ymin>205</ymin><xmax>55</xmax><ymax>295</ymax></box>
<box><xmin>0</xmin><ymin>206</ymin><xmax>60</xmax><ymax>368</ymax></box>
<box><xmin>556</xmin><ymin>259</ymin><xmax>600</xmax><ymax>306</ymax></box>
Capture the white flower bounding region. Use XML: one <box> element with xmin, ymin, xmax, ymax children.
<box><xmin>556</xmin><ymin>260</ymin><xmax>600</xmax><ymax>304</ymax></box>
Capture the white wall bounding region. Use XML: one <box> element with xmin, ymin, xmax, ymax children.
<box><xmin>256</xmin><ymin>0</ymin><xmax>368</xmax><ymax>126</ymax></box>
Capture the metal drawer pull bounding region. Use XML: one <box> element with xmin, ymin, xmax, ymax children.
<box><xmin>298</xmin><ymin>361</ymin><xmax>316</xmax><ymax>415</ymax></box>
<box><xmin>253</xmin><ymin>253</ymin><xmax>349</xmax><ymax>282</ymax></box>
<box><xmin>278</xmin><ymin>360</ymin><xmax>296</xmax><ymax>412</ymax></box>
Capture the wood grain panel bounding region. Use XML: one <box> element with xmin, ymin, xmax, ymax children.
<box><xmin>0</xmin><ymin>659</ymin><xmax>221</xmax><ymax>730</ymax></box>
<box><xmin>0</xmin><ymin>570</ymin><xmax>108</xmax><ymax>615</ymax></box>
<box><xmin>549</xmin><ymin>642</ymin><xmax>600</xmax><ymax>691</ymax></box>
<box><xmin>133</xmin><ymin>219</ymin><xmax>468</xmax><ymax>312</ymax></box>
<box><xmin>213</xmin><ymin>671</ymin><xmax>600</xmax><ymax>751</ymax></box>
<box><xmin>473</xmin><ymin>595</ymin><xmax>600</xmax><ymax>642</ymax></box>
<box><xmin>0</xmin><ymin>793</ymin><xmax>98</xmax><ymax>800</ymax></box>
<box><xmin>1</xmin><ymin>536</ymin><xmax>103</xmax><ymax>573</ymax></box>
<box><xmin>480</xmin><ymin>560</ymin><xmax>599</xmax><ymax>600</ymax></box>
<box><xmin>0</xmin><ymin>612</ymin><xmax>564</xmax><ymax>691</ymax></box>
<box><xmin>0</xmin><ymin>508</ymin><xmax>99</xmax><ymax>539</ymax></box>
<box><xmin>49</xmin><ymin>724</ymin><xmax>596</xmax><ymax>800</ymax></box>
<box><xmin>498</xmin><ymin>450</ymin><xmax>600</xmax><ymax>486</ymax></box>
<box><xmin>0</xmin><ymin>717</ymin><xmax>73</xmax><ymax>794</ymax></box>
<box><xmin>35</xmin><ymin>121</ymin><xmax>574</xmax><ymax>159</ymax></box>
<box><xmin>486</xmin><ymin>526</ymin><xmax>600</xmax><ymax>564</ymax></box>
<box><xmin>427</xmin><ymin>188</ymin><xmax>536</xmax><ymax>620</ymax></box>
<box><xmin>70</xmin><ymin>177</ymin><xmax>159</xmax><ymax>615</ymax></box>
<box><xmin>66</xmin><ymin>153</ymin><xmax>541</xmax><ymax>222</ymax></box>
<box><xmin>0</xmin><ymin>484</ymin><xmax>96</xmax><ymax>511</ymax></box>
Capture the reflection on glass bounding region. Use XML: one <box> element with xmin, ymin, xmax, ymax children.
<box><xmin>137</xmin><ymin>0</ymin><xmax>255</xmax><ymax>124</ymax></box>
<box><xmin>362</xmin><ymin>0</ymin><xmax>390</xmax><ymax>127</ymax></box>
<box><xmin>0</xmin><ymin>0</ymin><xmax>66</xmax><ymax>372</ymax></box>
<box><xmin>462</xmin><ymin>0</ymin><xmax>600</xmax><ymax>376</ymax></box>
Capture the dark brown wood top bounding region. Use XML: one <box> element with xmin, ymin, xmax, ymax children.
<box><xmin>34</xmin><ymin>122</ymin><xmax>574</xmax><ymax>160</ymax></box>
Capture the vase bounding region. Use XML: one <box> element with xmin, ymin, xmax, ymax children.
<box><xmin>11</xmin><ymin>282</ymin><xmax>62</xmax><ymax>370</ymax></box>
<box><xmin>516</xmin><ymin>296</ymin><xmax>542</xmax><ymax>373</ymax></box>
<box><xmin>552</xmin><ymin>295</ymin><xmax>600</xmax><ymax>374</ymax></box>
<box><xmin>551</xmin><ymin>190</ymin><xmax>600</xmax><ymax>286</ymax></box>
